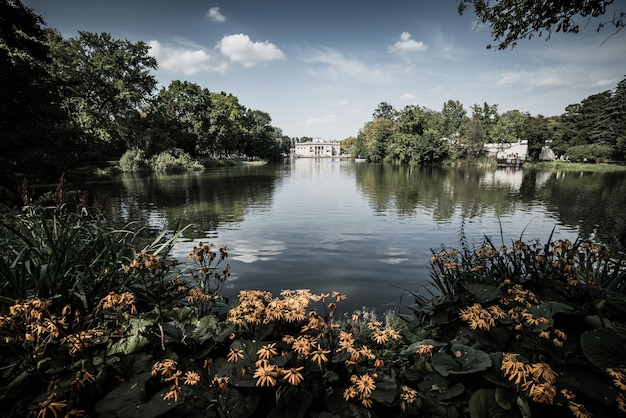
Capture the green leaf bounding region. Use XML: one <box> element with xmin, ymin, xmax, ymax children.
<box><xmin>370</xmin><ymin>376</ymin><xmax>398</xmax><ymax>404</ymax></box>
<box><xmin>95</xmin><ymin>372</ymin><xmax>179</xmax><ymax>418</ymax></box>
<box><xmin>464</xmin><ymin>283</ymin><xmax>500</xmax><ymax>303</ymax></box>
<box><xmin>468</xmin><ymin>389</ymin><xmax>518</xmax><ymax>418</ymax></box>
<box><xmin>581</xmin><ymin>328</ymin><xmax>626</xmax><ymax>370</ymax></box>
<box><xmin>529</xmin><ymin>302</ymin><xmax>574</xmax><ymax>329</ymax></box>
<box><xmin>268</xmin><ymin>390</ymin><xmax>314</xmax><ymax>418</ymax></box>
<box><xmin>402</xmin><ymin>339</ymin><xmax>447</xmax><ymax>356</ymax></box>
<box><xmin>224</xmin><ymin>388</ymin><xmax>260</xmax><ymax>418</ymax></box>
<box><xmin>190</xmin><ymin>314</ymin><xmax>220</xmax><ymax>343</ymax></box>
<box><xmin>432</xmin><ymin>344</ymin><xmax>492</xmax><ymax>376</ymax></box>
<box><xmin>107</xmin><ymin>318</ymin><xmax>152</xmax><ymax>355</ymax></box>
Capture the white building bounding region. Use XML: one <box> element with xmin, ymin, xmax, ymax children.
<box><xmin>294</xmin><ymin>140</ymin><xmax>341</xmax><ymax>157</ymax></box>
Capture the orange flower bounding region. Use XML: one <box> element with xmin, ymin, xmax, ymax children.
<box><xmin>282</xmin><ymin>367</ymin><xmax>305</xmax><ymax>385</ymax></box>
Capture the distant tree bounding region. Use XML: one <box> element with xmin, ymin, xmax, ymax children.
<box><xmin>440</xmin><ymin>99</ymin><xmax>467</xmax><ymax>139</ymax></box>
<box><xmin>612</xmin><ymin>78</ymin><xmax>626</xmax><ymax>159</ymax></box>
<box><xmin>458</xmin><ymin>0</ymin><xmax>626</xmax><ymax>49</ymax></box>
<box><xmin>460</xmin><ymin>117</ymin><xmax>487</xmax><ymax>160</ymax></box>
<box><xmin>206</xmin><ymin>92</ymin><xmax>244</xmax><ymax>157</ymax></box>
<box><xmin>242</xmin><ymin>109</ymin><xmax>280</xmax><ymax>160</ymax></box>
<box><xmin>522</xmin><ymin>115</ymin><xmax>550</xmax><ymax>162</ymax></box>
<box><xmin>373</xmin><ymin>102</ymin><xmax>396</xmax><ymax>121</ymax></box>
<box><xmin>360</xmin><ymin>118</ymin><xmax>394</xmax><ymax>162</ymax></box>
<box><xmin>490</xmin><ymin>110</ymin><xmax>526</xmax><ymax>143</ymax></box>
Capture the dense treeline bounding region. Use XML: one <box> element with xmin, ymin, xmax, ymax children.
<box><xmin>344</xmin><ymin>79</ymin><xmax>626</xmax><ymax>165</ymax></box>
<box><xmin>0</xmin><ymin>0</ymin><xmax>289</xmax><ymax>191</ymax></box>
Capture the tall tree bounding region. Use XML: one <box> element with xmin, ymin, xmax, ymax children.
<box><xmin>458</xmin><ymin>0</ymin><xmax>626</xmax><ymax>49</ymax></box>
<box><xmin>51</xmin><ymin>31</ymin><xmax>158</xmax><ymax>158</ymax></box>
<box><xmin>0</xmin><ymin>0</ymin><xmax>68</xmax><ymax>179</ymax></box>
<box><xmin>522</xmin><ymin>115</ymin><xmax>550</xmax><ymax>162</ymax></box>
<box><xmin>373</xmin><ymin>102</ymin><xmax>396</xmax><ymax>121</ymax></box>
<box><xmin>440</xmin><ymin>99</ymin><xmax>467</xmax><ymax>139</ymax></box>
<box><xmin>490</xmin><ymin>110</ymin><xmax>526</xmax><ymax>143</ymax></box>
<box><xmin>360</xmin><ymin>118</ymin><xmax>394</xmax><ymax>162</ymax></box>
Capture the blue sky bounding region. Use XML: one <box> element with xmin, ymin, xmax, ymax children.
<box><xmin>23</xmin><ymin>0</ymin><xmax>626</xmax><ymax>140</ymax></box>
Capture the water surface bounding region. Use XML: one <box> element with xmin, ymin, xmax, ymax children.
<box><xmin>88</xmin><ymin>159</ymin><xmax>626</xmax><ymax>313</ymax></box>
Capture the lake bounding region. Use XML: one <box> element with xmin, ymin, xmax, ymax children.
<box><xmin>86</xmin><ymin>159</ymin><xmax>626</xmax><ymax>314</ymax></box>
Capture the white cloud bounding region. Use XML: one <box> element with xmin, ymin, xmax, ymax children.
<box><xmin>303</xmin><ymin>114</ymin><xmax>337</xmax><ymax>127</ymax></box>
<box><xmin>334</xmin><ymin>99</ymin><xmax>349</xmax><ymax>107</ymax></box>
<box><xmin>217</xmin><ymin>34</ymin><xmax>285</xmax><ymax>67</ymax></box>
<box><xmin>591</xmin><ymin>78</ymin><xmax>618</xmax><ymax>88</ymax></box>
<box><xmin>389</xmin><ymin>32</ymin><xmax>428</xmax><ymax>53</ymax></box>
<box><xmin>148</xmin><ymin>40</ymin><xmax>227</xmax><ymax>75</ymax></box>
<box><xmin>496</xmin><ymin>72</ymin><xmax>526</xmax><ymax>86</ymax></box>
<box><xmin>400</xmin><ymin>93</ymin><xmax>417</xmax><ymax>101</ymax></box>
<box><xmin>207</xmin><ymin>6</ymin><xmax>226</xmax><ymax>22</ymax></box>
<box><xmin>301</xmin><ymin>48</ymin><xmax>390</xmax><ymax>84</ymax></box>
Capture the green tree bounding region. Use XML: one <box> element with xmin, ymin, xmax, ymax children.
<box><xmin>51</xmin><ymin>31</ymin><xmax>158</xmax><ymax>159</ymax></box>
<box><xmin>373</xmin><ymin>101</ymin><xmax>396</xmax><ymax>121</ymax></box>
<box><xmin>470</xmin><ymin>101</ymin><xmax>499</xmax><ymax>140</ymax></box>
<box><xmin>522</xmin><ymin>114</ymin><xmax>550</xmax><ymax>162</ymax></box>
<box><xmin>205</xmin><ymin>92</ymin><xmax>244</xmax><ymax>157</ymax></box>
<box><xmin>458</xmin><ymin>0</ymin><xmax>626</xmax><ymax>49</ymax></box>
<box><xmin>440</xmin><ymin>99</ymin><xmax>467</xmax><ymax>140</ymax></box>
<box><xmin>152</xmin><ymin>80</ymin><xmax>212</xmax><ymax>155</ymax></box>
<box><xmin>490</xmin><ymin>110</ymin><xmax>526</xmax><ymax>143</ymax></box>
<box><xmin>360</xmin><ymin>117</ymin><xmax>394</xmax><ymax>162</ymax></box>
<box><xmin>611</xmin><ymin>78</ymin><xmax>626</xmax><ymax>159</ymax></box>
<box><xmin>241</xmin><ymin>109</ymin><xmax>282</xmax><ymax>160</ymax></box>
<box><xmin>0</xmin><ymin>0</ymin><xmax>69</xmax><ymax>180</ymax></box>
<box><xmin>460</xmin><ymin>117</ymin><xmax>486</xmax><ymax>160</ymax></box>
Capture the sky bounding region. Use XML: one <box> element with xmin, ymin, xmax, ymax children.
<box><xmin>22</xmin><ymin>0</ymin><xmax>626</xmax><ymax>141</ymax></box>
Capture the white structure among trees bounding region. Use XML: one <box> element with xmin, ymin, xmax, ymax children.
<box><xmin>294</xmin><ymin>140</ymin><xmax>341</xmax><ymax>157</ymax></box>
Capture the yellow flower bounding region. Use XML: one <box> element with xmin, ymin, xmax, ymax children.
<box><xmin>355</xmin><ymin>373</ymin><xmax>376</xmax><ymax>397</ymax></box>
<box><xmin>568</xmin><ymin>401</ymin><xmax>592</xmax><ymax>418</ymax></box>
<box><xmin>163</xmin><ymin>385</ymin><xmax>181</xmax><ymax>402</ymax></box>
<box><xmin>359</xmin><ymin>346</ymin><xmax>375</xmax><ymax>360</ymax></box>
<box><xmin>367</xmin><ymin>321</ymin><xmax>382</xmax><ymax>330</ymax></box>
<box><xmin>35</xmin><ymin>392</ymin><xmax>67</xmax><ymax>418</ymax></box>
<box><xmin>374</xmin><ymin>358</ymin><xmax>384</xmax><ymax>368</ymax></box>
<box><xmin>401</xmin><ymin>385</ymin><xmax>418</xmax><ymax>404</ymax></box>
<box><xmin>257</xmin><ymin>342</ymin><xmax>278</xmax><ymax>360</ymax></box>
<box><xmin>227</xmin><ymin>348</ymin><xmax>245</xmax><ymax>363</ymax></box>
<box><xmin>183</xmin><ymin>371</ymin><xmax>200</xmax><ymax>386</ymax></box>
<box><xmin>310</xmin><ymin>344</ymin><xmax>331</xmax><ymax>366</ymax></box>
<box><xmin>343</xmin><ymin>385</ymin><xmax>358</xmax><ymax>400</ymax></box>
<box><xmin>525</xmin><ymin>381</ymin><xmax>556</xmax><ymax>404</ymax></box>
<box><xmin>282</xmin><ymin>367</ymin><xmax>305</xmax><ymax>385</ymax></box>
<box><xmin>529</xmin><ymin>362</ymin><xmax>556</xmax><ymax>383</ymax></box>
<box><xmin>361</xmin><ymin>396</ymin><xmax>373</xmax><ymax>408</ymax></box>
<box><xmin>152</xmin><ymin>359</ymin><xmax>178</xmax><ymax>378</ymax></box>
<box><xmin>292</xmin><ymin>336</ymin><xmax>312</xmax><ymax>356</ymax></box>
<box><xmin>332</xmin><ymin>291</ymin><xmax>347</xmax><ymax>302</ymax></box>
<box><xmin>212</xmin><ymin>376</ymin><xmax>229</xmax><ymax>391</ymax></box>
<box><xmin>373</xmin><ymin>329</ymin><xmax>389</xmax><ymax>345</ymax></box>
<box><xmin>417</xmin><ymin>344</ymin><xmax>434</xmax><ymax>358</ymax></box>
<box><xmin>253</xmin><ymin>360</ymin><xmax>278</xmax><ymax>387</ymax></box>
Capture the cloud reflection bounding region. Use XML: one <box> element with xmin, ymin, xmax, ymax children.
<box><xmin>230</xmin><ymin>238</ymin><xmax>287</xmax><ymax>263</ymax></box>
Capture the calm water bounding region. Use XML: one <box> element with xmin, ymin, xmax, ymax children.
<box><xmin>86</xmin><ymin>159</ymin><xmax>626</xmax><ymax>313</ymax></box>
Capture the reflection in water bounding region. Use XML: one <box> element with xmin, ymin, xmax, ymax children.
<box><xmin>80</xmin><ymin>160</ymin><xmax>626</xmax><ymax>313</ymax></box>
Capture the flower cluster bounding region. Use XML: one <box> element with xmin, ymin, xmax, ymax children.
<box><xmin>152</xmin><ymin>359</ymin><xmax>200</xmax><ymax>402</ymax></box>
<box><xmin>501</xmin><ymin>353</ymin><xmax>557</xmax><ymax>404</ymax></box>
<box><xmin>607</xmin><ymin>368</ymin><xmax>626</xmax><ymax>413</ymax></box>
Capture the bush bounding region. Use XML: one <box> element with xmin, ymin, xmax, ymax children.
<box><xmin>150</xmin><ymin>148</ymin><xmax>204</xmax><ymax>173</ymax></box>
<box><xmin>566</xmin><ymin>144</ymin><xmax>615</xmax><ymax>163</ymax></box>
<box><xmin>119</xmin><ymin>148</ymin><xmax>150</xmax><ymax>172</ymax></box>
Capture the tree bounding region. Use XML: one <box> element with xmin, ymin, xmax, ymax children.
<box><xmin>440</xmin><ymin>99</ymin><xmax>467</xmax><ymax>139</ymax></box>
<box><xmin>460</xmin><ymin>117</ymin><xmax>487</xmax><ymax>160</ymax></box>
<box><xmin>360</xmin><ymin>118</ymin><xmax>394</xmax><ymax>162</ymax></box>
<box><xmin>490</xmin><ymin>110</ymin><xmax>526</xmax><ymax>143</ymax></box>
<box><xmin>152</xmin><ymin>80</ymin><xmax>212</xmax><ymax>154</ymax></box>
<box><xmin>206</xmin><ymin>92</ymin><xmax>244</xmax><ymax>157</ymax></box>
<box><xmin>51</xmin><ymin>31</ymin><xmax>158</xmax><ymax>158</ymax></box>
<box><xmin>458</xmin><ymin>0</ymin><xmax>626</xmax><ymax>49</ymax></box>
<box><xmin>470</xmin><ymin>101</ymin><xmax>499</xmax><ymax>141</ymax></box>
<box><xmin>0</xmin><ymin>0</ymin><xmax>69</xmax><ymax>179</ymax></box>
<box><xmin>522</xmin><ymin>115</ymin><xmax>550</xmax><ymax>162</ymax></box>
<box><xmin>373</xmin><ymin>102</ymin><xmax>396</xmax><ymax>121</ymax></box>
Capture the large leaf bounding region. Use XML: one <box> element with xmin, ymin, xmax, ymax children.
<box><xmin>581</xmin><ymin>328</ymin><xmax>626</xmax><ymax>370</ymax></box>
<box><xmin>107</xmin><ymin>318</ymin><xmax>152</xmax><ymax>355</ymax></box>
<box><xmin>268</xmin><ymin>390</ymin><xmax>314</xmax><ymax>418</ymax></box>
<box><xmin>464</xmin><ymin>283</ymin><xmax>500</xmax><ymax>303</ymax></box>
<box><xmin>402</xmin><ymin>339</ymin><xmax>447</xmax><ymax>356</ymax></box>
<box><xmin>432</xmin><ymin>344</ymin><xmax>492</xmax><ymax>376</ymax></box>
<box><xmin>189</xmin><ymin>314</ymin><xmax>220</xmax><ymax>343</ymax></box>
<box><xmin>529</xmin><ymin>302</ymin><xmax>574</xmax><ymax>329</ymax></box>
<box><xmin>94</xmin><ymin>372</ymin><xmax>180</xmax><ymax>418</ymax></box>
<box><xmin>468</xmin><ymin>389</ymin><xmax>518</xmax><ymax>418</ymax></box>
<box><xmin>370</xmin><ymin>376</ymin><xmax>398</xmax><ymax>404</ymax></box>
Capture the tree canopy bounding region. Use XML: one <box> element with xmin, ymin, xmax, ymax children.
<box><xmin>458</xmin><ymin>0</ymin><xmax>626</xmax><ymax>49</ymax></box>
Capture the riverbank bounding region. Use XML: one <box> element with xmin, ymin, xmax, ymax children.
<box><xmin>524</xmin><ymin>160</ymin><xmax>626</xmax><ymax>171</ymax></box>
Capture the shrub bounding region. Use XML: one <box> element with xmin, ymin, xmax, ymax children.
<box><xmin>566</xmin><ymin>144</ymin><xmax>615</xmax><ymax>163</ymax></box>
<box><xmin>119</xmin><ymin>148</ymin><xmax>150</xmax><ymax>172</ymax></box>
<box><xmin>149</xmin><ymin>148</ymin><xmax>204</xmax><ymax>173</ymax></box>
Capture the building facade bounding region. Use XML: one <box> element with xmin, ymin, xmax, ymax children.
<box><xmin>294</xmin><ymin>141</ymin><xmax>341</xmax><ymax>157</ymax></box>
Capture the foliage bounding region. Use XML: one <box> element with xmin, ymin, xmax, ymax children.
<box><xmin>119</xmin><ymin>148</ymin><xmax>150</xmax><ymax>172</ymax></box>
<box><xmin>149</xmin><ymin>149</ymin><xmax>204</xmax><ymax>173</ymax></box>
<box><xmin>565</xmin><ymin>144</ymin><xmax>616</xmax><ymax>163</ymax></box>
<box><xmin>458</xmin><ymin>0</ymin><xmax>626</xmax><ymax>49</ymax></box>
<box><xmin>2</xmin><ymin>175</ymin><xmax>626</xmax><ymax>417</ymax></box>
